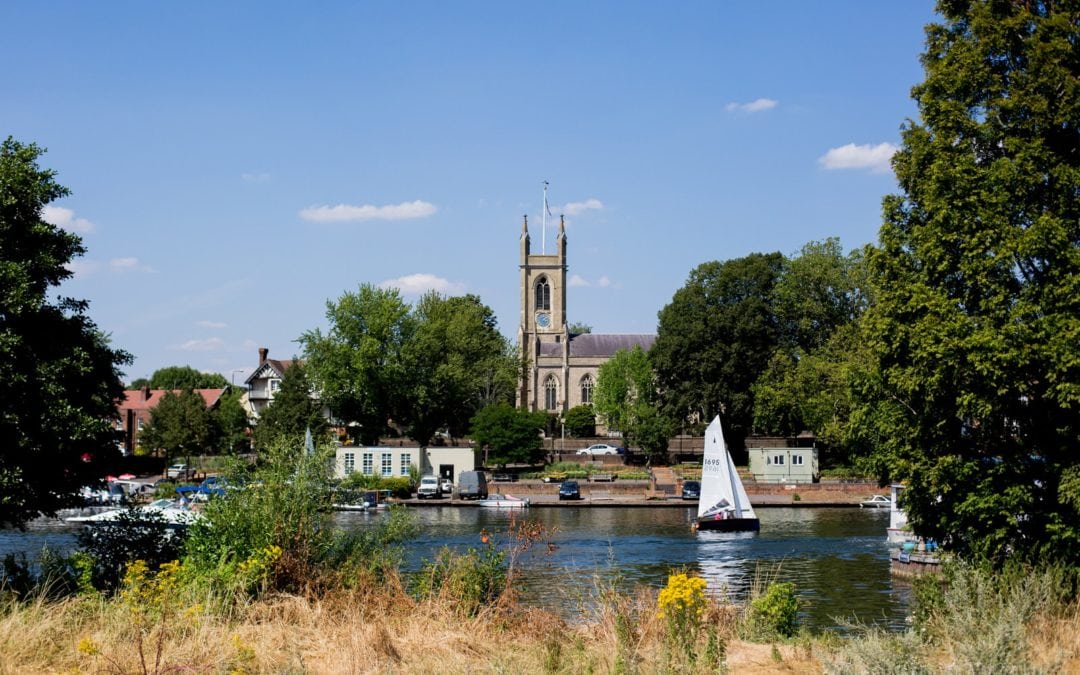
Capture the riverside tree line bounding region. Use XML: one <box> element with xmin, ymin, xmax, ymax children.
<box><xmin>2</xmin><ymin>0</ymin><xmax>1078</xmax><ymax>574</ymax></box>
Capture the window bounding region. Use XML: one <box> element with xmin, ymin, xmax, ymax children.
<box><xmin>772</xmin><ymin>454</ymin><xmax>785</xmax><ymax>466</ymax></box>
<box><xmin>137</xmin><ymin>418</ymin><xmax>144</xmax><ymax>431</ymax></box>
<box><xmin>362</xmin><ymin>452</ymin><xmax>373</xmax><ymax>475</ymax></box>
<box><xmin>400</xmin><ymin>453</ymin><xmax>411</xmax><ymax>476</ymax></box>
<box><xmin>544</xmin><ymin>375</ymin><xmax>558</xmax><ymax>410</ymax></box>
<box><xmin>343</xmin><ymin>452</ymin><xmax>355</xmax><ymax>475</ymax></box>
<box><xmin>792</xmin><ymin>454</ymin><xmax>804</xmax><ymax>466</ymax></box>
<box><xmin>381</xmin><ymin>453</ymin><xmax>393</xmax><ymax>477</ymax></box>
<box><xmin>535</xmin><ymin>278</ymin><xmax>551</xmax><ymax>310</ymax></box>
<box><xmin>270</xmin><ymin>379</ymin><xmax>281</xmax><ymax>393</ymax></box>
<box><xmin>580</xmin><ymin>374</ymin><xmax>594</xmax><ymax>405</ymax></box>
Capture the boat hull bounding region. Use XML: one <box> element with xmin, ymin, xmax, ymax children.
<box><xmin>696</xmin><ymin>517</ymin><xmax>760</xmax><ymax>533</ymax></box>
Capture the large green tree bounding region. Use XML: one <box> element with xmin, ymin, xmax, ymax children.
<box><xmin>651</xmin><ymin>253</ymin><xmax>785</xmax><ymax>442</ymax></box>
<box><xmin>855</xmin><ymin>0</ymin><xmax>1080</xmax><ymax>565</ymax></box>
<box><xmin>137</xmin><ymin>365</ymin><xmax>229</xmax><ymax>390</ymax></box>
<box><xmin>594</xmin><ymin>346</ymin><xmax>675</xmax><ymax>461</ymax></box>
<box><xmin>138</xmin><ymin>389</ymin><xmax>217</xmax><ymax>470</ymax></box>
<box><xmin>300</xmin><ymin>284</ymin><xmax>413</xmax><ymax>445</ymax></box>
<box><xmin>214</xmin><ymin>389</ymin><xmax>251</xmax><ymax>454</ymax></box>
<box><xmin>0</xmin><ymin>138</ymin><xmax>131</xmax><ymax>527</ymax></box>
<box><xmin>400</xmin><ymin>293</ymin><xmax>517</xmax><ymax>445</ymax></box>
<box><xmin>469</xmin><ymin>403</ymin><xmax>547</xmax><ymax>467</ymax></box>
<box><xmin>252</xmin><ymin>361</ymin><xmax>327</xmax><ymax>449</ymax></box>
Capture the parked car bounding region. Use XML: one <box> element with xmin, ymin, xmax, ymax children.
<box><xmin>492</xmin><ymin>472</ymin><xmax>517</xmax><ymax>482</ymax></box>
<box><xmin>166</xmin><ymin>463</ymin><xmax>195</xmax><ymax>480</ymax></box>
<box><xmin>681</xmin><ymin>480</ymin><xmax>701</xmax><ymax>500</ymax></box>
<box><xmin>576</xmin><ymin>444</ymin><xmax>622</xmax><ymax>456</ymax></box>
<box><xmin>440</xmin><ymin>478</ymin><xmax>454</xmax><ymax>494</ymax></box>
<box><xmin>417</xmin><ymin>475</ymin><xmax>442</xmax><ymax>499</ymax></box>
<box><xmin>558</xmin><ymin>480</ymin><xmax>581</xmax><ymax>500</ymax></box>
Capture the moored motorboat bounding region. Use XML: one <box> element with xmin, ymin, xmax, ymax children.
<box><xmin>860</xmin><ymin>494</ymin><xmax>892</xmax><ymax>508</ymax></box>
<box><xmin>477</xmin><ymin>493</ymin><xmax>530</xmax><ymax>508</ymax></box>
<box><xmin>65</xmin><ymin>499</ymin><xmax>201</xmax><ymax>528</ymax></box>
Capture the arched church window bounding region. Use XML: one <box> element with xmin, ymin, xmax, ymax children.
<box><xmin>535</xmin><ymin>278</ymin><xmax>551</xmax><ymax>310</ymax></box>
<box><xmin>544</xmin><ymin>374</ymin><xmax>558</xmax><ymax>411</ymax></box>
<box><xmin>580</xmin><ymin>374</ymin><xmax>594</xmax><ymax>405</ymax></box>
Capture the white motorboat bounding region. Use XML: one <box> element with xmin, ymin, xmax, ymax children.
<box><xmin>695</xmin><ymin>416</ymin><xmax>759</xmax><ymax>532</ymax></box>
<box><xmin>860</xmin><ymin>494</ymin><xmax>892</xmax><ymax>508</ymax></box>
<box><xmin>66</xmin><ymin>499</ymin><xmax>201</xmax><ymax>528</ymax></box>
<box><xmin>477</xmin><ymin>494</ymin><xmax>530</xmax><ymax>509</ymax></box>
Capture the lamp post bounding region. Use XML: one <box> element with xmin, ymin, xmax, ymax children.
<box><xmin>231</xmin><ymin>369</ymin><xmax>246</xmax><ymax>388</ymax></box>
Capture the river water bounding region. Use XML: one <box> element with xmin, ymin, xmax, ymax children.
<box><xmin>3</xmin><ymin>505</ymin><xmax>907</xmax><ymax>632</ymax></box>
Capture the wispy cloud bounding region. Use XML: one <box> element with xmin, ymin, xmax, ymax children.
<box><xmin>176</xmin><ymin>337</ymin><xmax>225</xmax><ymax>352</ymax></box>
<box><xmin>197</xmin><ymin>320</ymin><xmax>227</xmax><ymax>329</ymax></box>
<box><xmin>299</xmin><ymin>200</ymin><xmax>437</xmax><ymax>222</ymax></box>
<box><xmin>562</xmin><ymin>198</ymin><xmax>604</xmax><ymax>216</ymax></box>
<box><xmin>66</xmin><ymin>259</ymin><xmax>100</xmax><ymax>278</ymax></box>
<box><xmin>569</xmin><ymin>274</ymin><xmax>615</xmax><ymax>289</ymax></box>
<box><xmin>109</xmin><ymin>257</ymin><xmax>153</xmax><ymax>273</ymax></box>
<box><xmin>725</xmin><ymin>98</ymin><xmax>778</xmax><ymax>114</ymax></box>
<box><xmin>378</xmin><ymin>273</ymin><xmax>464</xmax><ymax>296</ymax></box>
<box><xmin>241</xmin><ymin>172</ymin><xmax>271</xmax><ymax>183</ymax></box>
<box><xmin>818</xmin><ymin>142</ymin><xmax>897</xmax><ymax>173</ymax></box>
<box><xmin>42</xmin><ymin>206</ymin><xmax>95</xmax><ymax>233</ymax></box>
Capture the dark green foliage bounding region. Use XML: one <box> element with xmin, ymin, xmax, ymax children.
<box><xmin>400</xmin><ymin>293</ymin><xmax>517</xmax><ymax>445</ymax></box>
<box><xmin>252</xmin><ymin>361</ymin><xmax>326</xmax><ymax>449</ymax></box>
<box><xmin>413</xmin><ymin>542</ymin><xmax>507</xmax><ymax>616</ymax></box>
<box><xmin>138</xmin><ymin>389</ymin><xmax>218</xmax><ymax>465</ymax></box>
<box><xmin>854</xmin><ymin>0</ymin><xmax>1080</xmax><ymax>565</ymax></box>
<box><xmin>214</xmin><ymin>389</ymin><xmax>251</xmax><ymax>454</ymax></box>
<box><xmin>594</xmin><ymin>346</ymin><xmax>676</xmax><ymax>461</ymax></box>
<box><xmin>568</xmin><ymin>321</ymin><xmax>592</xmax><ymax>334</ymax></box>
<box><xmin>743</xmin><ymin>581</ymin><xmax>799</xmax><ymax>640</ymax></box>
<box><xmin>301</xmin><ymin>284</ymin><xmax>413</xmax><ymax>446</ymax></box>
<box><xmin>563</xmin><ymin>404</ymin><xmax>596</xmax><ymax>437</ymax></box>
<box><xmin>0</xmin><ymin>138</ymin><xmax>131</xmax><ymax>527</ymax></box>
<box><xmin>0</xmin><ymin>548</ymin><xmax>93</xmax><ymax>600</ymax></box>
<box><xmin>77</xmin><ymin>510</ymin><xmax>188</xmax><ymax>591</ymax></box>
<box><xmin>470</xmin><ymin>403</ymin><xmax>547</xmax><ymax>466</ymax></box>
<box><xmin>146</xmin><ymin>366</ymin><xmax>229</xmax><ymax>390</ymax></box>
<box><xmin>651</xmin><ymin>254</ymin><xmax>784</xmax><ymax>443</ymax></box>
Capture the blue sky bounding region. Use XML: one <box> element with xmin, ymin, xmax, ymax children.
<box><xmin>2</xmin><ymin>1</ymin><xmax>937</xmax><ymax>384</ymax></box>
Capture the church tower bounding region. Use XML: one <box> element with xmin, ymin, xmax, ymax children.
<box><xmin>517</xmin><ymin>215</ymin><xmax>569</xmax><ymax>410</ymax></box>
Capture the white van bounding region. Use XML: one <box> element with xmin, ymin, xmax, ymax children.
<box><xmin>417</xmin><ymin>475</ymin><xmax>442</xmax><ymax>499</ymax></box>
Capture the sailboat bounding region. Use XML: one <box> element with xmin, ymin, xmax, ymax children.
<box><xmin>695</xmin><ymin>415</ymin><xmax>760</xmax><ymax>532</ymax></box>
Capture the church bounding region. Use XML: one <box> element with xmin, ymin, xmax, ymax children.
<box><xmin>516</xmin><ymin>215</ymin><xmax>655</xmax><ymax>416</ymax></box>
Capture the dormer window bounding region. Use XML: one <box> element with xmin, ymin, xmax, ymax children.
<box><xmin>535</xmin><ymin>278</ymin><xmax>551</xmax><ymax>310</ymax></box>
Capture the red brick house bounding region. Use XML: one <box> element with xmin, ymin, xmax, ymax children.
<box><xmin>117</xmin><ymin>385</ymin><xmax>227</xmax><ymax>455</ymax></box>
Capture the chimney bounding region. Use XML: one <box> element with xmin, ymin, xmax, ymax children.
<box><xmin>142</xmin><ymin>384</ymin><xmax>151</xmax><ymax>401</ymax></box>
<box><xmin>259</xmin><ymin>347</ymin><xmax>268</xmax><ymax>365</ymax></box>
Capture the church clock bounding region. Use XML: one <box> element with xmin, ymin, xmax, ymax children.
<box><xmin>535</xmin><ymin>312</ymin><xmax>551</xmax><ymax>328</ymax></box>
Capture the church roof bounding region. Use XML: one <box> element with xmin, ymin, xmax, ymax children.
<box><xmin>539</xmin><ymin>333</ymin><xmax>655</xmax><ymax>358</ymax></box>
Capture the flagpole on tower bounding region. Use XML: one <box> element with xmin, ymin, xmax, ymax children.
<box><xmin>542</xmin><ymin>181</ymin><xmax>550</xmax><ymax>255</ymax></box>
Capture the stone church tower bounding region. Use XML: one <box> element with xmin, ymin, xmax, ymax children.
<box><xmin>517</xmin><ymin>214</ymin><xmax>655</xmax><ymax>415</ymax></box>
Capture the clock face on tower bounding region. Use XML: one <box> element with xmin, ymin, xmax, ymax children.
<box><xmin>536</xmin><ymin>312</ymin><xmax>551</xmax><ymax>328</ymax></box>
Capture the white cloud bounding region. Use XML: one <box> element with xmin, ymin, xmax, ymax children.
<box><xmin>725</xmin><ymin>98</ymin><xmax>778</xmax><ymax>114</ymax></box>
<box><xmin>66</xmin><ymin>259</ymin><xmax>100</xmax><ymax>278</ymax></box>
<box><xmin>568</xmin><ymin>274</ymin><xmax>590</xmax><ymax>287</ymax></box>
<box><xmin>42</xmin><ymin>206</ymin><xmax>95</xmax><ymax>233</ymax></box>
<box><xmin>597</xmin><ymin>276</ymin><xmax>612</xmax><ymax>288</ymax></box>
<box><xmin>241</xmin><ymin>172</ymin><xmax>271</xmax><ymax>182</ymax></box>
<box><xmin>299</xmin><ymin>200</ymin><xmax>437</xmax><ymax>222</ymax></box>
<box><xmin>378</xmin><ymin>273</ymin><xmax>464</xmax><ymax>295</ymax></box>
<box><xmin>176</xmin><ymin>337</ymin><xmax>225</xmax><ymax>352</ymax></box>
<box><xmin>109</xmin><ymin>257</ymin><xmax>153</xmax><ymax>273</ymax></box>
<box><xmin>197</xmin><ymin>320</ymin><xmax>227</xmax><ymax>329</ymax></box>
<box><xmin>569</xmin><ymin>274</ymin><xmax>616</xmax><ymax>289</ymax></box>
<box><xmin>562</xmin><ymin>198</ymin><xmax>604</xmax><ymax>216</ymax></box>
<box><xmin>818</xmin><ymin>142</ymin><xmax>898</xmax><ymax>173</ymax></box>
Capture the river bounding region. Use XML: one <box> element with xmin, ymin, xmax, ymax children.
<box><xmin>3</xmin><ymin>505</ymin><xmax>907</xmax><ymax>632</ymax></box>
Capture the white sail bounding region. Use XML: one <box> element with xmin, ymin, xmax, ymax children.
<box><xmin>697</xmin><ymin>416</ymin><xmax>756</xmax><ymax>521</ymax></box>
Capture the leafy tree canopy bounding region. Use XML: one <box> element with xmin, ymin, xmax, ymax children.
<box><xmin>651</xmin><ymin>253</ymin><xmax>785</xmax><ymax>443</ymax></box>
<box><xmin>470</xmin><ymin>403</ymin><xmax>547</xmax><ymax>467</ymax></box>
<box><xmin>563</xmin><ymin>404</ymin><xmax>596</xmax><ymax>438</ymax></box>
<box><xmin>594</xmin><ymin>346</ymin><xmax>675</xmax><ymax>461</ymax></box>
<box><xmin>854</xmin><ymin>0</ymin><xmax>1080</xmax><ymax>566</ymax></box>
<box><xmin>300</xmin><ymin>284</ymin><xmax>414</xmax><ymax>446</ymax></box>
<box><xmin>0</xmin><ymin>138</ymin><xmax>131</xmax><ymax>527</ymax></box>
<box><xmin>143</xmin><ymin>365</ymin><xmax>229</xmax><ymax>390</ymax></box>
<box><xmin>568</xmin><ymin>322</ymin><xmax>592</xmax><ymax>334</ymax></box>
<box><xmin>214</xmin><ymin>389</ymin><xmax>251</xmax><ymax>454</ymax></box>
<box><xmin>139</xmin><ymin>389</ymin><xmax>219</xmax><ymax>466</ymax></box>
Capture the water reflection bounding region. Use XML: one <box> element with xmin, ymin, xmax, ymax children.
<box><xmin>3</xmin><ymin>505</ymin><xmax>907</xmax><ymax>631</ymax></box>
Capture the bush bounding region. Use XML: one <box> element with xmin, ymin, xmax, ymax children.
<box><xmin>413</xmin><ymin>541</ymin><xmax>506</xmax><ymax>616</ymax></box>
<box><xmin>742</xmin><ymin>581</ymin><xmax>799</xmax><ymax>640</ymax></box>
<box><xmin>78</xmin><ymin>509</ymin><xmax>188</xmax><ymax>592</ymax></box>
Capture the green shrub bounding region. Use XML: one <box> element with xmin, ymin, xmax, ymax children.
<box><xmin>742</xmin><ymin>581</ymin><xmax>799</xmax><ymax>640</ymax></box>
<box><xmin>78</xmin><ymin>509</ymin><xmax>188</xmax><ymax>592</ymax></box>
<box><xmin>413</xmin><ymin>542</ymin><xmax>506</xmax><ymax>616</ymax></box>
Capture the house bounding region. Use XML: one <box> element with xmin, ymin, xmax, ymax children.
<box><xmin>116</xmin><ymin>385</ymin><xmax>227</xmax><ymax>456</ymax></box>
<box><xmin>244</xmin><ymin>347</ymin><xmax>300</xmax><ymax>419</ymax></box>
<box><xmin>747</xmin><ymin>441</ymin><xmax>819</xmax><ymax>484</ymax></box>
<box><xmin>334</xmin><ymin>446</ymin><xmax>475</xmax><ymax>485</ymax></box>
